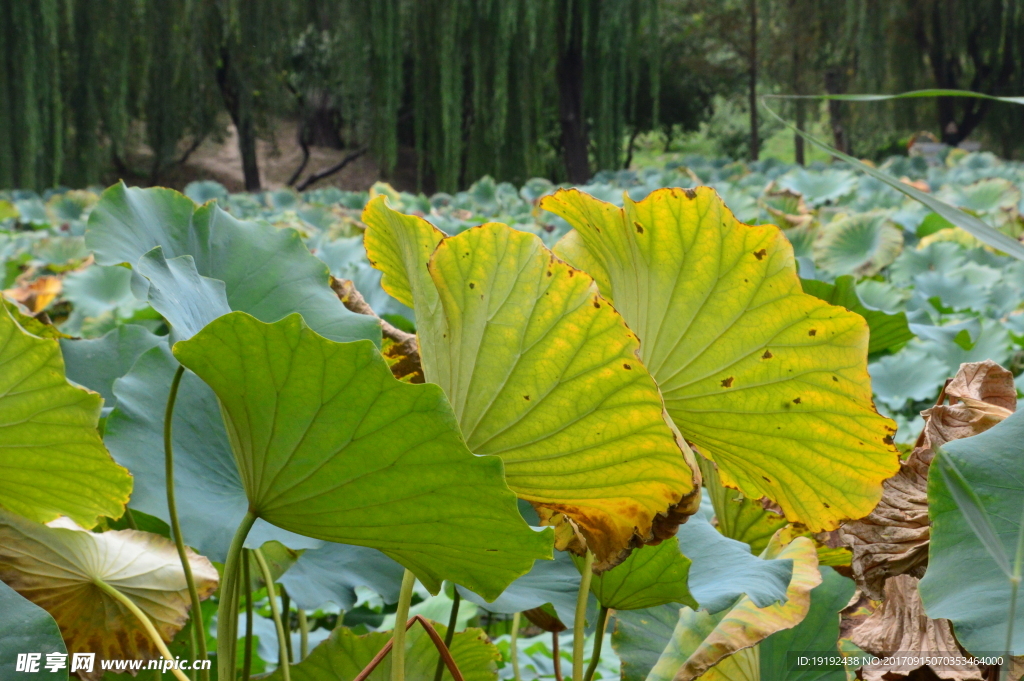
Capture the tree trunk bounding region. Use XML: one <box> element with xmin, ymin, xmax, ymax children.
<box><xmin>747</xmin><ymin>0</ymin><xmax>759</xmax><ymax>161</ymax></box>
<box><xmin>556</xmin><ymin>1</ymin><xmax>590</xmax><ymax>184</ymax></box>
<box><xmin>824</xmin><ymin>69</ymin><xmax>850</xmax><ymax>155</ymax></box>
<box><xmin>215</xmin><ymin>47</ymin><xmax>261</xmax><ymax>192</ymax></box>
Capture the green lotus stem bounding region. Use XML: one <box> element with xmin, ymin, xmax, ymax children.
<box><xmin>582</xmin><ymin>606</ymin><xmax>609</xmax><ymax>681</ymax></box>
<box><xmin>217</xmin><ymin>510</ymin><xmax>258</xmax><ymax>680</ymax></box>
<box><xmin>282</xmin><ymin>588</ymin><xmax>294</xmax><ymax>663</ymax></box>
<box><xmin>163</xmin><ymin>364</ymin><xmax>210</xmax><ymax>681</ymax></box>
<box><xmin>510</xmin><ymin>612</ymin><xmax>522</xmax><ymax>681</ymax></box>
<box><xmin>391</xmin><ymin>569</ymin><xmax>417</xmax><ymax>681</ymax></box>
<box><xmin>242</xmin><ymin>550</ymin><xmax>254</xmax><ymax>681</ymax></box>
<box><xmin>95</xmin><ymin>578</ymin><xmax>191</xmax><ymax>681</ymax></box>
<box><xmin>254</xmin><ymin>547</ymin><xmax>291</xmax><ymax>681</ymax></box>
<box><xmin>124</xmin><ymin>508</ymin><xmax>138</xmax><ymax>530</ymax></box>
<box><xmin>572</xmin><ymin>550</ymin><xmax>595</xmax><ymax>681</ymax></box>
<box><xmin>189</xmin><ymin>624</ymin><xmax>198</xmax><ymax>681</ymax></box>
<box><xmin>1003</xmin><ymin>505</ymin><xmax>1024</xmax><ymax>681</ymax></box>
<box><xmin>298</xmin><ymin>609</ymin><xmax>309</xmax><ymax>660</ymax></box>
<box><xmin>433</xmin><ymin>588</ymin><xmax>460</xmax><ymax>681</ymax></box>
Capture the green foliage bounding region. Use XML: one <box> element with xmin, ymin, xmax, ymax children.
<box><xmin>0</xmin><ymin>581</ymin><xmax>68</xmax><ymax>680</ymax></box>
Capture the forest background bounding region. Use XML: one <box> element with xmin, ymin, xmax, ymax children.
<box><xmin>3</xmin><ymin>0</ymin><xmax>1023</xmax><ymax>195</ymax></box>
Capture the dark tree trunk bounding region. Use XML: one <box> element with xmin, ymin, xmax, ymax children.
<box><xmin>556</xmin><ymin>1</ymin><xmax>590</xmax><ymax>184</ymax></box>
<box><xmin>215</xmin><ymin>47</ymin><xmax>261</xmax><ymax>192</ymax></box>
<box><xmin>747</xmin><ymin>0</ymin><xmax>759</xmax><ymax>161</ymax></box>
<box><xmin>824</xmin><ymin>69</ymin><xmax>850</xmax><ymax>155</ymax></box>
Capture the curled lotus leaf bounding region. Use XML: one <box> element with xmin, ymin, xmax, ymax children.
<box><xmin>541</xmin><ymin>187</ymin><xmax>900</xmax><ymax>532</ymax></box>
<box><xmin>647</xmin><ymin>535</ymin><xmax>820</xmax><ymax>681</ymax></box>
<box><xmin>0</xmin><ymin>508</ymin><xmax>218</xmax><ymax>681</ymax></box>
<box><xmin>363</xmin><ymin>197</ymin><xmax>700</xmax><ymax>569</ymax></box>
<box><xmin>173</xmin><ymin>311</ymin><xmax>551</xmax><ymax>599</ymax></box>
<box><xmin>0</xmin><ymin>303</ymin><xmax>132</xmax><ymax>528</ymax></box>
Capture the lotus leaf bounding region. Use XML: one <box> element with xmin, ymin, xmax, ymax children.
<box><xmin>59</xmin><ymin>324</ymin><xmax>163</xmax><ymax>411</ymax></box>
<box><xmin>266</xmin><ymin>623</ymin><xmax>499</xmax><ymax>681</ymax></box>
<box><xmin>0</xmin><ymin>303</ymin><xmax>132</xmax><ymax>527</ymax></box>
<box><xmin>0</xmin><ymin>580</ymin><xmax>68</xmax><ymax>680</ymax></box>
<box><xmin>541</xmin><ymin>187</ymin><xmax>899</xmax><ymax>532</ymax></box>
<box><xmin>279</xmin><ymin>541</ymin><xmax>406</xmax><ymax>611</ymax></box>
<box><xmin>920</xmin><ymin>409</ymin><xmax>1024</xmax><ymax>653</ymax></box>
<box><xmin>813</xmin><ymin>212</ymin><xmax>903</xmax><ymax>277</ymax></box>
<box><xmin>86</xmin><ymin>182</ymin><xmax>379</xmax><ymax>344</ymax></box>
<box><xmin>801</xmin><ymin>275</ymin><xmax>914</xmax><ymax>356</ymax></box>
<box><xmin>647</xmin><ymin>536</ymin><xmax>820</xmax><ymax>681</ymax></box>
<box><xmin>173</xmin><ymin>311</ymin><xmax>551</xmax><ymax>598</ymax></box>
<box><xmin>363</xmin><ymin>198</ymin><xmax>699</xmax><ymax>568</ymax></box>
<box><xmin>0</xmin><ymin>509</ymin><xmax>218</xmax><ymax>680</ymax></box>
<box><xmin>104</xmin><ymin>343</ymin><xmax>322</xmax><ymax>562</ymax></box>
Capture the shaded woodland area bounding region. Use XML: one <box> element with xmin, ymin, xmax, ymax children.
<box><xmin>2</xmin><ymin>0</ymin><xmax>1024</xmax><ymax>193</ymax></box>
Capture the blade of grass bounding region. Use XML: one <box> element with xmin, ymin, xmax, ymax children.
<box><xmin>760</xmin><ymin>98</ymin><xmax>1024</xmax><ymax>261</ymax></box>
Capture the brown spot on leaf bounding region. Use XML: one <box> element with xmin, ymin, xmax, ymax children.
<box><xmin>634</xmin><ymin>221</ymin><xmax>644</xmax><ymax>234</ymax></box>
<box><xmin>883</xmin><ymin>434</ymin><xmax>894</xmax><ymax>445</ymax></box>
<box><xmin>754</xmin><ymin>248</ymin><xmax>767</xmax><ymax>260</ymax></box>
<box><xmin>762</xmin><ymin>350</ymin><xmax>773</xmax><ymax>359</ymax></box>
<box><xmin>469</xmin><ymin>282</ymin><xmax>475</xmax><ymax>289</ymax></box>
<box><xmin>547</xmin><ymin>271</ymin><xmax>553</xmax><ymax>277</ymax></box>
<box><xmin>762</xmin><ymin>476</ymin><xmax>772</xmax><ymax>483</ymax></box>
<box><xmin>833</xmin><ymin>376</ymin><xmax>839</xmax><ymax>382</ymax></box>
<box><xmin>721</xmin><ymin>377</ymin><xmax>734</xmax><ymax>388</ymax></box>
<box><xmin>808</xmin><ymin>328</ymin><xmax>817</xmax><ymax>336</ymax></box>
<box><xmin>593</xmin><ymin>300</ymin><xmax>601</xmax><ymax>308</ymax></box>
<box><xmin>793</xmin><ymin>397</ymin><xmax>802</xmax><ymax>404</ymax></box>
<box><xmin>683</xmin><ymin>188</ymin><xmax>697</xmax><ymax>199</ymax></box>
<box><xmin>568</xmin><ymin>270</ymin><xmax>574</xmax><ymax>277</ymax></box>
<box><xmin>823</xmin><ymin>503</ymin><xmax>830</xmax><ymax>509</ymax></box>
<box><xmin>623</xmin><ymin>363</ymin><xmax>632</xmax><ymax>370</ymax></box>
<box><xmin>524</xmin><ymin>395</ymin><xmax>531</xmax><ymax>401</ymax></box>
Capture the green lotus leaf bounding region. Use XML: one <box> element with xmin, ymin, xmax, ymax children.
<box><xmin>266</xmin><ymin>623</ymin><xmax>499</xmax><ymax>681</ymax></box>
<box><xmin>647</xmin><ymin>536</ymin><xmax>820</xmax><ymax>681</ymax></box>
<box><xmin>777</xmin><ymin>169</ymin><xmax>858</xmax><ymax>207</ymax></box>
<box><xmin>614</xmin><ymin>605</ymin><xmax>683</xmax><ymax>681</ymax></box>
<box><xmin>938</xmin><ymin>177</ymin><xmax>1021</xmax><ymax>214</ymax></box>
<box><xmin>104</xmin><ymin>342</ymin><xmax>324</xmax><ymax>562</ymax></box>
<box><xmin>813</xmin><ymin>212</ymin><xmax>903</xmax><ymax>276</ymax></box>
<box><xmin>173</xmin><ymin>311</ymin><xmax>551</xmax><ymax>598</ymax></box>
<box><xmin>0</xmin><ymin>580</ymin><xmax>68</xmax><ymax>681</ymax></box>
<box><xmin>868</xmin><ymin>347</ymin><xmax>949</xmax><ymax>412</ymax></box>
<box><xmin>363</xmin><ymin>197</ymin><xmax>700</xmax><ymax>568</ymax></box>
<box><xmin>702</xmin><ymin>461</ymin><xmax>786</xmax><ymax>555</ymax></box>
<box><xmin>758</xmin><ymin>567</ymin><xmax>854</xmax><ymax>681</ymax></box>
<box><xmin>541</xmin><ymin>187</ymin><xmax>899</xmax><ymax>532</ymax></box>
<box><xmin>801</xmin><ymin>275</ymin><xmax>914</xmax><ymax>356</ymax></box>
<box><xmin>135</xmin><ymin>247</ymin><xmax>231</xmax><ymax>341</ymax></box>
<box><xmin>0</xmin><ymin>508</ymin><xmax>218</xmax><ymax>675</ymax></box>
<box><xmin>86</xmin><ymin>182</ymin><xmax>379</xmax><ymax>344</ymax></box>
<box><xmin>246</xmin><ymin>541</ymin><xmax>301</xmax><ymax>591</ymax></box>
<box><xmin>585</xmin><ymin>539</ymin><xmax>697</xmax><ymax>611</ymax></box>
<box><xmin>457</xmin><ymin>549</ymin><xmax>583</xmax><ymax>627</ymax></box>
<box><xmin>279</xmin><ymin>541</ymin><xmax>406</xmax><ymax>611</ymax></box>
<box><xmin>59</xmin><ymin>324</ymin><xmax>164</xmax><ymax>413</ymax></box>
<box><xmin>0</xmin><ymin>303</ymin><xmax>132</xmax><ymax>527</ymax></box>
<box><xmin>920</xmin><ymin>409</ymin><xmax>1024</xmax><ymax>654</ymax></box>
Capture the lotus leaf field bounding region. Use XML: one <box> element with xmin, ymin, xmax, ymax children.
<box><xmin>1</xmin><ymin>151</ymin><xmax>1024</xmax><ymax>681</ymax></box>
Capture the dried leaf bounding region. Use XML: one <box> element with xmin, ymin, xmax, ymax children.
<box><xmin>4</xmin><ymin>275</ymin><xmax>62</xmax><ymax>313</ymax></box>
<box><xmin>840</xmin><ymin>360</ymin><xmax>1016</xmax><ymax>598</ymax></box>
<box><xmin>850</xmin><ymin>575</ymin><xmax>982</xmax><ymax>681</ymax></box>
<box><xmin>0</xmin><ymin>509</ymin><xmax>218</xmax><ymax>681</ymax></box>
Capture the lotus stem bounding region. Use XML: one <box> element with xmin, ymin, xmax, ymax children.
<box><xmin>124</xmin><ymin>508</ymin><xmax>138</xmax><ymax>530</ymax></box>
<box><xmin>510</xmin><ymin>612</ymin><xmax>522</xmax><ymax>681</ymax></box>
<box><xmin>391</xmin><ymin>570</ymin><xmax>417</xmax><ymax>681</ymax></box>
<box><xmin>573</xmin><ymin>550</ymin><xmax>595</xmax><ymax>681</ymax></box>
<box><xmin>552</xmin><ymin>631</ymin><xmax>563</xmax><ymax>681</ymax></box>
<box><xmin>282</xmin><ymin>588</ymin><xmax>294</xmax><ymax>663</ymax></box>
<box><xmin>242</xmin><ymin>551</ymin><xmax>254</xmax><ymax>680</ymax></box>
<box><xmin>163</xmin><ymin>364</ymin><xmax>209</xmax><ymax>681</ymax></box>
<box><xmin>217</xmin><ymin>510</ymin><xmax>257</xmax><ymax>680</ymax></box>
<box><xmin>254</xmin><ymin>547</ymin><xmax>291</xmax><ymax>681</ymax></box>
<box><xmin>94</xmin><ymin>578</ymin><xmax>191</xmax><ymax>681</ymax></box>
<box><xmin>583</xmin><ymin>606</ymin><xmax>609</xmax><ymax>681</ymax></box>
<box><xmin>298</xmin><ymin>608</ymin><xmax>309</xmax><ymax>660</ymax></box>
<box><xmin>433</xmin><ymin>587</ymin><xmax>460</xmax><ymax>681</ymax></box>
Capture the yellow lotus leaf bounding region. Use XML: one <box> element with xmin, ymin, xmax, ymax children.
<box><xmin>363</xmin><ymin>197</ymin><xmax>700</xmax><ymax>569</ymax></box>
<box><xmin>541</xmin><ymin>187</ymin><xmax>899</xmax><ymax>531</ymax></box>
<box><xmin>0</xmin><ymin>508</ymin><xmax>218</xmax><ymax>680</ymax></box>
